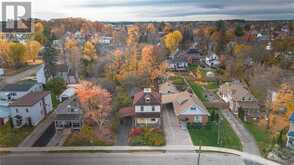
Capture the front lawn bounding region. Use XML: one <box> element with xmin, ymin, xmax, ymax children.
<box><xmin>129</xmin><ymin>128</ymin><xmax>165</xmax><ymax>146</ymax></box>
<box><xmin>188</xmin><ymin>116</ymin><xmax>242</xmax><ymax>150</ymax></box>
<box><xmin>0</xmin><ymin>123</ymin><xmax>33</xmax><ymax>147</ymax></box>
<box><xmin>189</xmin><ymin>81</ymin><xmax>207</xmax><ymax>102</ymax></box>
<box><xmin>169</xmin><ymin>76</ymin><xmax>187</xmax><ymax>91</ymax></box>
<box><xmin>244</xmin><ymin>121</ymin><xmax>273</xmax><ymax>155</ymax></box>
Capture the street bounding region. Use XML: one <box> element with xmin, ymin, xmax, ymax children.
<box><xmin>0</xmin><ymin>152</ymin><xmax>246</xmax><ymax>165</ymax></box>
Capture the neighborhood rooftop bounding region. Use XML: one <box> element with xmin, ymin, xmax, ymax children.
<box><xmin>0</xmin><ymin>79</ymin><xmax>37</xmax><ymax>92</ymax></box>
<box><xmin>10</xmin><ymin>91</ymin><xmax>50</xmax><ymax>107</ymax></box>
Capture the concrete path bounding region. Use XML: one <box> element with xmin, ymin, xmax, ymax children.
<box><xmin>162</xmin><ymin>106</ymin><xmax>193</xmax><ymax>146</ymax></box>
<box><xmin>0</xmin><ymin>65</ymin><xmax>42</xmax><ymax>87</ymax></box>
<box><xmin>18</xmin><ymin>111</ymin><xmax>56</xmax><ymax>147</ymax></box>
<box><xmin>47</xmin><ymin>129</ymin><xmax>71</xmax><ymax>146</ymax></box>
<box><xmin>221</xmin><ymin>109</ymin><xmax>260</xmax><ymax>156</ymax></box>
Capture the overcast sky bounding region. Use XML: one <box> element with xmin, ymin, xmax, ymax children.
<box><xmin>2</xmin><ymin>0</ymin><xmax>294</xmax><ymax>21</ymax></box>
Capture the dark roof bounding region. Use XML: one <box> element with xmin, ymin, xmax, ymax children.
<box><xmin>290</xmin><ymin>112</ymin><xmax>294</xmax><ymax>122</ymax></box>
<box><xmin>135</xmin><ymin>112</ymin><xmax>161</xmax><ymax>118</ymax></box>
<box><xmin>56</xmin><ymin>114</ymin><xmax>82</xmax><ymax>121</ymax></box>
<box><xmin>133</xmin><ymin>90</ymin><xmax>161</xmax><ymax>105</ymax></box>
<box><xmin>1</xmin><ymin>80</ymin><xmax>37</xmax><ymax>92</ymax></box>
<box><xmin>10</xmin><ymin>91</ymin><xmax>50</xmax><ymax>107</ymax></box>
<box><xmin>119</xmin><ymin>107</ymin><xmax>135</xmax><ymax>118</ymax></box>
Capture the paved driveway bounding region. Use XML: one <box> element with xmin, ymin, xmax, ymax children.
<box><xmin>221</xmin><ymin>109</ymin><xmax>260</xmax><ymax>156</ymax></box>
<box><xmin>115</xmin><ymin>119</ymin><xmax>132</xmax><ymax>146</ymax></box>
<box><xmin>162</xmin><ymin>106</ymin><xmax>193</xmax><ymax>146</ymax></box>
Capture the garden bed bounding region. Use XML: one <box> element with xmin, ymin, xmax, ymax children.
<box><xmin>128</xmin><ymin>128</ymin><xmax>165</xmax><ymax>146</ymax></box>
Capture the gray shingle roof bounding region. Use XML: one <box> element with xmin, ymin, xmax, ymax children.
<box><xmin>0</xmin><ymin>80</ymin><xmax>37</xmax><ymax>92</ymax></box>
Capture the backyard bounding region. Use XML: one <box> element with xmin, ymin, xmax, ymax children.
<box><xmin>0</xmin><ymin>123</ymin><xmax>33</xmax><ymax>147</ymax></box>
<box><xmin>188</xmin><ymin>109</ymin><xmax>242</xmax><ymax>150</ymax></box>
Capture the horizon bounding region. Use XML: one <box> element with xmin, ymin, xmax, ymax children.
<box><xmin>2</xmin><ymin>0</ymin><xmax>294</xmax><ymax>22</ymax></box>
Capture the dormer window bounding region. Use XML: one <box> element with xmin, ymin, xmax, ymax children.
<box><xmin>140</xmin><ymin>106</ymin><xmax>144</xmax><ymax>112</ymax></box>
<box><xmin>145</xmin><ymin>97</ymin><xmax>150</xmax><ymax>103</ymax></box>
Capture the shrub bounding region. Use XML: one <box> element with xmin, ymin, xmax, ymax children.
<box><xmin>129</xmin><ymin>128</ymin><xmax>165</xmax><ymax>146</ymax></box>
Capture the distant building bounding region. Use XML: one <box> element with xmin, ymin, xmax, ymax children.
<box><xmin>9</xmin><ymin>91</ymin><xmax>52</xmax><ymax>128</ymax></box>
<box><xmin>0</xmin><ymin>68</ymin><xmax>4</xmax><ymax>78</ymax></box>
<box><xmin>99</xmin><ymin>36</ymin><xmax>112</xmax><ymax>45</ymax></box>
<box><xmin>205</xmin><ymin>53</ymin><xmax>220</xmax><ymax>67</ymax></box>
<box><xmin>55</xmin><ymin>98</ymin><xmax>82</xmax><ymax>131</ymax></box>
<box><xmin>167</xmin><ymin>56</ymin><xmax>188</xmax><ymax>72</ymax></box>
<box><xmin>36</xmin><ymin>64</ymin><xmax>46</xmax><ymax>84</ymax></box>
<box><xmin>287</xmin><ymin>113</ymin><xmax>294</xmax><ymax>149</ymax></box>
<box><xmin>218</xmin><ymin>81</ymin><xmax>259</xmax><ymax>120</ymax></box>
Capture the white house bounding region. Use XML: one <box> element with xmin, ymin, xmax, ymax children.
<box><xmin>9</xmin><ymin>91</ymin><xmax>52</xmax><ymax>128</ymax></box>
<box><xmin>0</xmin><ymin>80</ymin><xmax>43</xmax><ymax>126</ymax></box>
<box><xmin>0</xmin><ymin>80</ymin><xmax>43</xmax><ymax>101</ymax></box>
<box><xmin>59</xmin><ymin>87</ymin><xmax>76</xmax><ymax>102</ymax></box>
<box><xmin>205</xmin><ymin>53</ymin><xmax>220</xmax><ymax>67</ymax></box>
<box><xmin>36</xmin><ymin>64</ymin><xmax>46</xmax><ymax>84</ymax></box>
<box><xmin>0</xmin><ymin>68</ymin><xmax>4</xmax><ymax>78</ymax></box>
<box><xmin>133</xmin><ymin>88</ymin><xmax>161</xmax><ymax>127</ymax></box>
<box><xmin>99</xmin><ymin>36</ymin><xmax>112</xmax><ymax>45</ymax></box>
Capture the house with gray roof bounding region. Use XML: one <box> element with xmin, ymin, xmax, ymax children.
<box><xmin>55</xmin><ymin>97</ymin><xmax>82</xmax><ymax>131</ymax></box>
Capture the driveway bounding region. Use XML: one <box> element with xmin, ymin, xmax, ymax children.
<box><xmin>115</xmin><ymin>118</ymin><xmax>131</xmax><ymax>146</ymax></box>
<box><xmin>221</xmin><ymin>109</ymin><xmax>260</xmax><ymax>156</ymax></box>
<box><xmin>162</xmin><ymin>106</ymin><xmax>193</xmax><ymax>146</ymax></box>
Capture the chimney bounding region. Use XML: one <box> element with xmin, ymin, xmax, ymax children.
<box><xmin>144</xmin><ymin>88</ymin><xmax>151</xmax><ymax>93</ymax></box>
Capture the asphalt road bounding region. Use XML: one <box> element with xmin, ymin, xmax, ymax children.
<box><xmin>0</xmin><ymin>152</ymin><xmax>246</xmax><ymax>165</ymax></box>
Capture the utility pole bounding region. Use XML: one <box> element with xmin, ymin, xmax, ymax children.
<box><xmin>197</xmin><ymin>141</ymin><xmax>201</xmax><ymax>165</ymax></box>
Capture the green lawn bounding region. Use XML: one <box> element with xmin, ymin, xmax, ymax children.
<box><xmin>244</xmin><ymin>122</ymin><xmax>273</xmax><ymax>155</ymax></box>
<box><xmin>0</xmin><ymin>123</ymin><xmax>33</xmax><ymax>147</ymax></box>
<box><xmin>188</xmin><ymin>118</ymin><xmax>242</xmax><ymax>150</ymax></box>
<box><xmin>169</xmin><ymin>76</ymin><xmax>187</xmax><ymax>91</ymax></box>
<box><xmin>205</xmin><ymin>82</ymin><xmax>219</xmax><ymax>90</ymax></box>
<box><xmin>189</xmin><ymin>81</ymin><xmax>207</xmax><ymax>102</ymax></box>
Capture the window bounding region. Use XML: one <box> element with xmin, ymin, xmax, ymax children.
<box><xmin>26</xmin><ymin>109</ymin><xmax>29</xmax><ymax>113</ymax></box>
<box><xmin>151</xmin><ymin>118</ymin><xmax>156</xmax><ymax>122</ymax></box>
<box><xmin>145</xmin><ymin>97</ymin><xmax>150</xmax><ymax>103</ymax></box>
<box><xmin>15</xmin><ymin>109</ymin><xmax>19</xmax><ymax>113</ymax></box>
<box><xmin>140</xmin><ymin>106</ymin><xmax>144</xmax><ymax>112</ymax></box>
<box><xmin>152</xmin><ymin>106</ymin><xmax>155</xmax><ymax>111</ymax></box>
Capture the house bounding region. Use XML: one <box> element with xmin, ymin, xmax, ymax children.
<box><xmin>162</xmin><ymin>91</ymin><xmax>209</xmax><ymax>126</ymax></box>
<box><xmin>133</xmin><ymin>88</ymin><xmax>161</xmax><ymax>127</ymax></box>
<box><xmin>119</xmin><ymin>88</ymin><xmax>161</xmax><ymax>128</ymax></box>
<box><xmin>167</xmin><ymin>56</ymin><xmax>188</xmax><ymax>72</ymax></box>
<box><xmin>55</xmin><ymin>64</ymin><xmax>69</xmax><ymax>83</ymax></box>
<box><xmin>218</xmin><ymin>81</ymin><xmax>259</xmax><ymax>120</ymax></box>
<box><xmin>287</xmin><ymin>113</ymin><xmax>294</xmax><ymax>149</ymax></box>
<box><xmin>55</xmin><ymin>97</ymin><xmax>82</xmax><ymax>131</ymax></box>
<box><xmin>99</xmin><ymin>36</ymin><xmax>112</xmax><ymax>45</ymax></box>
<box><xmin>36</xmin><ymin>64</ymin><xmax>46</xmax><ymax>84</ymax></box>
<box><xmin>205</xmin><ymin>53</ymin><xmax>220</xmax><ymax>67</ymax></box>
<box><xmin>9</xmin><ymin>91</ymin><xmax>52</xmax><ymax>128</ymax></box>
<box><xmin>0</xmin><ymin>80</ymin><xmax>43</xmax><ymax>101</ymax></box>
<box><xmin>182</xmin><ymin>48</ymin><xmax>203</xmax><ymax>64</ymax></box>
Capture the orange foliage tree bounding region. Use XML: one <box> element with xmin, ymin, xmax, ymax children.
<box><xmin>76</xmin><ymin>81</ymin><xmax>112</xmax><ymax>129</ymax></box>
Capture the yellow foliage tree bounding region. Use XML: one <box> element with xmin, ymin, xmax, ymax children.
<box><xmin>164</xmin><ymin>30</ymin><xmax>183</xmax><ymax>53</ymax></box>
<box><xmin>25</xmin><ymin>40</ymin><xmax>41</xmax><ymax>62</ymax></box>
<box><xmin>34</xmin><ymin>22</ymin><xmax>44</xmax><ymax>33</ymax></box>
<box><xmin>83</xmin><ymin>41</ymin><xmax>96</xmax><ymax>61</ymax></box>
<box><xmin>270</xmin><ymin>83</ymin><xmax>294</xmax><ymax>131</ymax></box>
<box><xmin>127</xmin><ymin>25</ymin><xmax>140</xmax><ymax>46</ymax></box>
<box><xmin>0</xmin><ymin>39</ymin><xmax>12</xmax><ymax>67</ymax></box>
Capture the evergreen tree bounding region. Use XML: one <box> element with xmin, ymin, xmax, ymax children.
<box><xmin>42</xmin><ymin>40</ymin><xmax>57</xmax><ymax>78</ymax></box>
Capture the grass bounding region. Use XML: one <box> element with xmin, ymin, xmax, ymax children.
<box><xmin>51</xmin><ymin>94</ymin><xmax>59</xmax><ymax>109</ymax></box>
<box><xmin>0</xmin><ymin>123</ymin><xmax>33</xmax><ymax>147</ymax></box>
<box><xmin>188</xmin><ymin>117</ymin><xmax>242</xmax><ymax>151</ymax></box>
<box><xmin>243</xmin><ymin>121</ymin><xmax>273</xmax><ymax>156</ymax></box>
<box><xmin>205</xmin><ymin>81</ymin><xmax>219</xmax><ymax>90</ymax></box>
<box><xmin>189</xmin><ymin>80</ymin><xmax>207</xmax><ymax>102</ymax></box>
<box><xmin>169</xmin><ymin>76</ymin><xmax>187</xmax><ymax>91</ymax></box>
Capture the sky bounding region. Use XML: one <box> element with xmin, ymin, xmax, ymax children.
<box><xmin>2</xmin><ymin>0</ymin><xmax>294</xmax><ymax>21</ymax></box>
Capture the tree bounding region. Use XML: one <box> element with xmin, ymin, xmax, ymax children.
<box><xmin>42</xmin><ymin>41</ymin><xmax>58</xmax><ymax>77</ymax></box>
<box><xmin>44</xmin><ymin>77</ymin><xmax>66</xmax><ymax>96</ymax></box>
<box><xmin>25</xmin><ymin>40</ymin><xmax>42</xmax><ymax>62</ymax></box>
<box><xmin>0</xmin><ymin>39</ymin><xmax>12</xmax><ymax>67</ymax></box>
<box><xmin>76</xmin><ymin>81</ymin><xmax>112</xmax><ymax>129</ymax></box>
<box><xmin>127</xmin><ymin>25</ymin><xmax>140</xmax><ymax>46</ymax></box>
<box><xmin>235</xmin><ymin>25</ymin><xmax>245</xmax><ymax>37</ymax></box>
<box><xmin>9</xmin><ymin>42</ymin><xmax>26</xmax><ymax>68</ymax></box>
<box><xmin>83</xmin><ymin>41</ymin><xmax>96</xmax><ymax>60</ymax></box>
<box><xmin>163</xmin><ymin>30</ymin><xmax>183</xmax><ymax>54</ymax></box>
